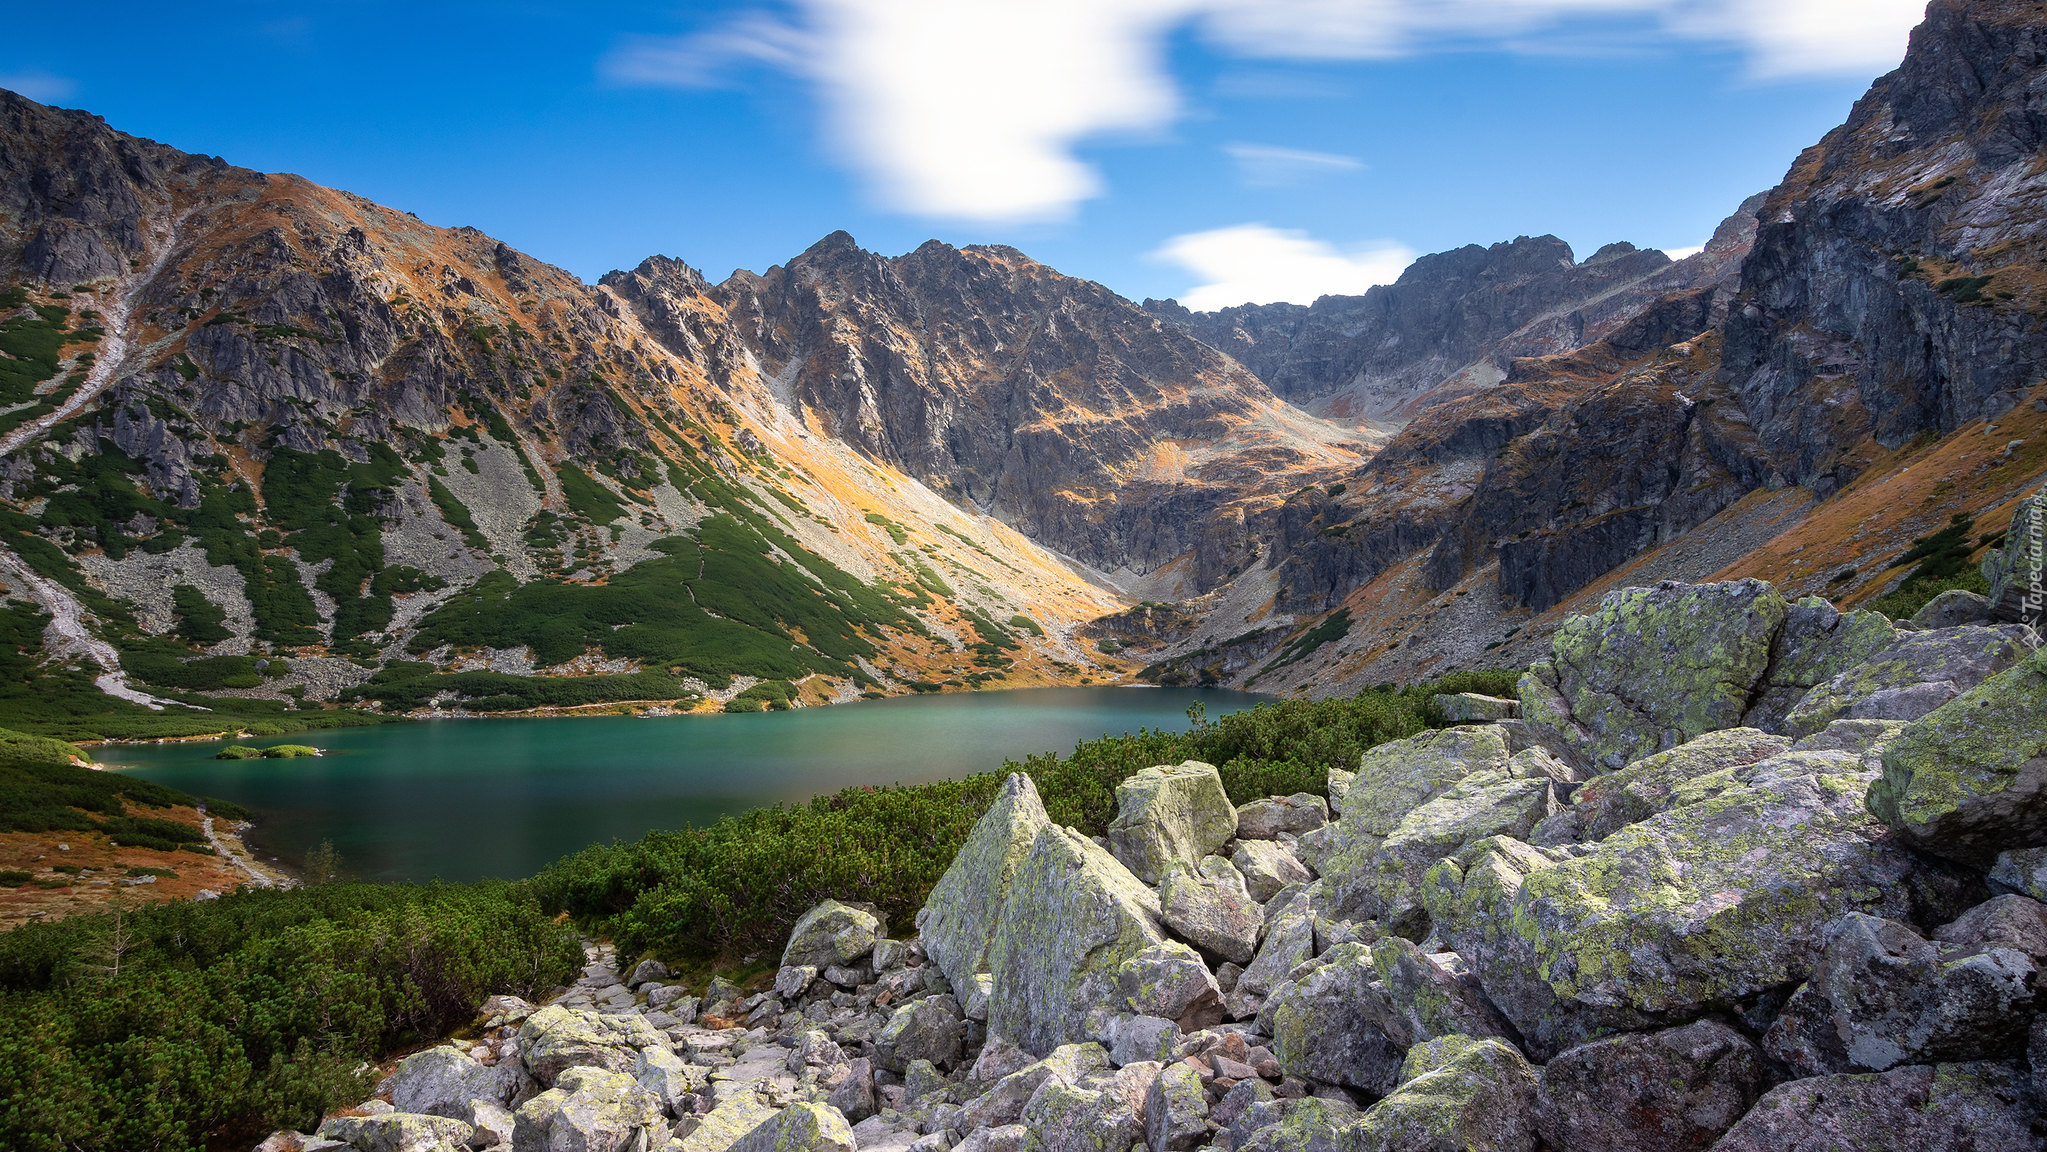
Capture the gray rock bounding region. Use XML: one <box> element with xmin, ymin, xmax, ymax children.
<box><xmin>1116</xmin><ymin>942</ymin><xmax>1223</xmax><ymax>1028</ymax></box>
<box><xmin>776</xmin><ymin>966</ymin><xmax>819</xmax><ymax>1000</ymax></box>
<box><xmin>518</xmin><ymin>1006</ymin><xmax>665</xmax><ymax>1086</ymax></box>
<box><xmin>1231</xmin><ymin>840</ymin><xmax>1311</xmax><ymax>904</ymax></box>
<box><xmin>703</xmin><ymin>977</ymin><xmax>747</xmax><ymax>1022</ymax></box>
<box><xmin>1912</xmin><ymin>589</ymin><xmax>1998</xmax><ymax>629</ymax></box>
<box><xmin>959</xmin><ymin>1043</ymin><xmax>1107</xmax><ymax>1131</ymax></box>
<box><xmin>511</xmin><ymin>1067</ymin><xmax>665</xmax><ymax>1152</ymax></box>
<box><xmin>871</xmin><ymin>940</ymin><xmax>910</xmax><ymax>972</ymax></box>
<box><xmin>1432</xmin><ymin>693</ymin><xmax>1520</xmax><ymax>723</ymax></box>
<box><xmin>1763</xmin><ymin>905</ymin><xmax>2044</xmax><ymax>1075</ymax></box>
<box><xmin>389</xmin><ymin>1046</ymin><xmax>536</xmax><ymax>1119</ymax></box>
<box><xmin>949</xmin><ymin>1126</ymin><xmax>1027</xmax><ymax>1152</ymax></box>
<box><xmin>1984</xmin><ymin>482</ymin><xmax>2047</xmax><ymax>627</ymax></box>
<box><xmin>784</xmin><ymin>901</ymin><xmax>883</xmax><ymax>971</ymax></box>
<box><xmin>921</xmin><ymin>774</ymin><xmax>1051</xmax><ymax>994</ymax></box>
<box><xmin>986</xmin><ymin>824</ymin><xmax>1166</xmax><ymax>1056</ymax></box>
<box><xmin>629</xmin><ymin>959</ymin><xmax>671</xmax><ymax>988</ymax></box>
<box><xmin>1225</xmin><ymin>889</ymin><xmax>1314</xmax><ymax>1020</ymax></box>
<box><xmin>826</xmin><ymin>1058</ymin><xmax>877</xmax><ymax>1123</ymax></box>
<box><xmin>1424</xmin><ymin>757</ymin><xmax>1976</xmax><ymax>1060</ymax></box>
<box><xmin>1265</xmin><ymin>942</ymin><xmax>1408</xmax><ymax>1093</ymax></box>
<box><xmin>1868</xmin><ymin>649</ymin><xmax>2047</xmax><ymax>868</ymax></box>
<box><xmin>1711</xmin><ymin>1061</ymin><xmax>2046</xmax><ymax>1152</ymax></box>
<box><xmin>1351</xmin><ymin>1036</ymin><xmax>1536</xmax><ymax>1152</ymax></box>
<box><xmin>1234</xmin><ymin>794</ymin><xmax>1328</xmax><ymax>840</ymax></box>
<box><xmin>1106</xmin><ymin>761</ymin><xmax>1238</xmax><ymax>885</ymax></box>
<box><xmin>1743</xmin><ymin>595</ymin><xmax>1898</xmax><ymax>733</ymax></box>
<box><xmin>1788</xmin><ymin>717</ymin><xmax>1906</xmax><ymax>756</ymax></box>
<box><xmin>1527</xmin><ymin>728</ymin><xmax>1791</xmax><ymax>847</ymax></box>
<box><xmin>1020</xmin><ymin>1082</ymin><xmax>1141</xmax><ymax>1152</ymax></box>
<box><xmin>677</xmin><ymin>1091</ymin><xmax>781</xmax><ymax>1152</ymax></box>
<box><xmin>320</xmin><ymin>1113</ymin><xmax>474</xmax><ymax>1152</ymax></box>
<box><xmin>1104</xmin><ymin>1015</ymin><xmax>1178</xmax><ymax>1067</ymax></box>
<box><xmin>877</xmin><ymin>997</ymin><xmax>962</xmax><ymax>1072</ymax></box>
<box><xmin>1329</xmin><ymin>766</ymin><xmax>1556</xmax><ymax>936</ymax></box>
<box><xmin>1786</xmin><ymin>624</ymin><xmax>2038</xmax><ymax>736</ymax></box>
<box><xmin>463</xmin><ymin>1099</ymin><xmax>514</xmax><ymax>1149</ymax></box>
<box><xmin>1159</xmin><ymin>857</ymin><xmax>1263</xmax><ymax>965</ymax></box>
<box><xmin>1991</xmin><ymin>847</ymin><xmax>2047</xmax><ymax>900</ymax></box>
<box><xmin>1230</xmin><ymin>1096</ymin><xmax>1358</xmax><ymax>1152</ymax></box>
<box><xmin>635</xmin><ymin>1046</ymin><xmax>703</xmax><ymax>1115</ymax></box>
<box><xmin>1326</xmin><ymin>767</ymin><xmax>1356</xmax><ymax>816</ymax></box>
<box><xmin>1369</xmin><ymin>937</ymin><xmax>1516</xmax><ymax>1045</ymax></box>
<box><xmin>1532</xmin><ymin>1019</ymin><xmax>1761</xmax><ymax>1152</ymax></box>
<box><xmin>728</xmin><ymin>1102</ymin><xmax>856</xmax><ymax>1152</ymax></box>
<box><xmin>1144</xmin><ymin>1062</ymin><xmax>1208</xmax><ymax>1152</ymax></box>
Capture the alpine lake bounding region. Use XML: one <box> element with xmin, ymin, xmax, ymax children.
<box><xmin>93</xmin><ymin>686</ymin><xmax>1267</xmax><ymax>883</ymax></box>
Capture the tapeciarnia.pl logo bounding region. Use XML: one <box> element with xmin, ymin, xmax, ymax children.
<box><xmin>2025</xmin><ymin>501</ymin><xmax>2044</xmax><ymax>625</ymax></box>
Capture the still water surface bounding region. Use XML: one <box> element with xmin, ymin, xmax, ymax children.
<box><xmin>96</xmin><ymin>687</ymin><xmax>1265</xmax><ymax>883</ymax></box>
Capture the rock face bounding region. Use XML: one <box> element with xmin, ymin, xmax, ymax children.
<box><xmin>1532</xmin><ymin>1020</ymin><xmax>1762</xmax><ymax>1152</ymax></box>
<box><xmin>1106</xmin><ymin>762</ymin><xmax>1238</xmax><ymax>886</ymax></box>
<box><xmin>1784</xmin><ymin>624</ymin><xmax>2039</xmax><ymax>736</ymax></box>
<box><xmin>1265</xmin><ymin>943</ymin><xmax>1408</xmax><ymax>1094</ymax></box>
<box><xmin>1351</xmin><ymin>1035</ymin><xmax>1537</xmax><ymax>1152</ymax></box>
<box><xmin>1528</xmin><ymin>728</ymin><xmax>1790</xmax><ymax>846</ymax></box>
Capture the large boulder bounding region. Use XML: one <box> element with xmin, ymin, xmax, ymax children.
<box><xmin>510</xmin><ymin>1067</ymin><xmax>665</xmax><ymax>1152</ymax></box>
<box><xmin>635</xmin><ymin>1047</ymin><xmax>703</xmax><ymax>1115</ymax></box>
<box><xmin>1225</xmin><ymin>888</ymin><xmax>1315</xmax><ymax>1019</ymax></box>
<box><xmin>1432</xmin><ymin>693</ymin><xmax>1521</xmax><ymax>724</ymax></box>
<box><xmin>1020</xmin><ymin>1083</ymin><xmax>1142</xmax><ymax>1152</ymax></box>
<box><xmin>919</xmin><ymin>774</ymin><xmax>1051</xmax><ymax>992</ymax></box>
<box><xmin>1229</xmin><ymin>1096</ymin><xmax>1359</xmax><ymax>1152</ymax></box>
<box><xmin>1424</xmin><ymin>755</ymin><xmax>1976</xmax><ymax>1059</ymax></box>
<box><xmin>1265</xmin><ymin>942</ymin><xmax>1408</xmax><ymax>1093</ymax></box>
<box><xmin>1106</xmin><ymin>761</ymin><xmax>1238</xmax><ymax>884</ymax></box>
<box><xmin>1532</xmin><ymin>1019</ymin><xmax>1762</xmax><ymax>1152</ymax></box>
<box><xmin>1316</xmin><ymin>726</ymin><xmax>1509</xmax><ymax>907</ymax></box>
<box><xmin>1868</xmin><ymin>649</ymin><xmax>2047</xmax><ymax>868</ymax></box>
<box><xmin>1231</xmin><ymin>840</ymin><xmax>1311</xmax><ymax>903</ymax></box>
<box><xmin>1159</xmin><ymin>856</ymin><xmax>1263</xmax><ymax>965</ymax></box>
<box><xmin>727</xmin><ymin>1103</ymin><xmax>855</xmax><ymax>1152</ymax></box>
<box><xmin>388</xmin><ymin>1046</ymin><xmax>536</xmax><ymax>1119</ymax></box>
<box><xmin>677</xmin><ymin>1092</ymin><xmax>781</xmax><ymax>1152</ymax></box>
<box><xmin>1784</xmin><ymin>624</ymin><xmax>2039</xmax><ymax>736</ymax></box>
<box><xmin>518</xmin><ymin>1006</ymin><xmax>665</xmax><ymax>1086</ymax></box>
<box><xmin>1350</xmin><ymin>1036</ymin><xmax>1537</xmax><ymax>1152</ymax></box>
<box><xmin>1234</xmin><ymin>794</ymin><xmax>1328</xmax><ymax>840</ymax></box>
<box><xmin>1370</xmin><ymin>936</ymin><xmax>1517</xmax><ymax>1045</ymax></box>
<box><xmin>1519</xmin><ymin>580</ymin><xmax>1790</xmax><ymax>770</ymax></box>
<box><xmin>1527</xmin><ymin>728</ymin><xmax>1790</xmax><ymax>846</ymax></box>
<box><xmin>1912</xmin><ymin>589</ymin><xmax>1998</xmax><ymax>629</ymax></box>
<box><xmin>876</xmin><ymin>996</ymin><xmax>963</xmax><ymax>1072</ymax></box>
<box><xmin>1328</xmin><ymin>767</ymin><xmax>1556</xmax><ymax>937</ymax></box>
<box><xmin>1144</xmin><ymin>1061</ymin><xmax>1208</xmax><ymax>1152</ymax></box>
<box><xmin>1982</xmin><ymin>481</ymin><xmax>2046</xmax><ymax>626</ymax></box>
<box><xmin>985</xmin><ymin>824</ymin><xmax>1166</xmax><ymax>1055</ymax></box>
<box><xmin>1741</xmin><ymin>596</ymin><xmax>1898</xmax><ymax>732</ymax></box>
<box><xmin>319</xmin><ymin>1113</ymin><xmax>474</xmax><ymax>1152</ymax></box>
<box><xmin>1115</xmin><ymin>941</ymin><xmax>1223</xmax><ymax>1027</ymax></box>
<box><xmin>1710</xmin><ymin>1061</ymin><xmax>2046</xmax><ymax>1152</ymax></box>
<box><xmin>782</xmin><ymin>900</ymin><xmax>882</xmax><ymax>970</ymax></box>
<box><xmin>1762</xmin><ymin>900</ymin><xmax>2047</xmax><ymax>1075</ymax></box>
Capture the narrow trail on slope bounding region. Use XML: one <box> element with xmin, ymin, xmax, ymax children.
<box><xmin>201</xmin><ymin>810</ymin><xmax>280</xmax><ymax>889</ymax></box>
<box><xmin>0</xmin><ymin>547</ymin><xmax>187</xmax><ymax>710</ymax></box>
<box><xmin>0</xmin><ymin>205</ymin><xmax>193</xmax><ymax>459</ymax></box>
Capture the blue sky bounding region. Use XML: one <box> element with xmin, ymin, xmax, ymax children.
<box><xmin>2</xmin><ymin>1</ymin><xmax>1924</xmax><ymax>309</ymax></box>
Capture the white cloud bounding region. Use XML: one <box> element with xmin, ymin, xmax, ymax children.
<box><xmin>609</xmin><ymin>0</ymin><xmax>1926</xmax><ymax>222</ymax></box>
<box><xmin>1662</xmin><ymin>244</ymin><xmax>1706</xmax><ymax>260</ymax></box>
<box><xmin>1226</xmin><ymin>142</ymin><xmax>1364</xmax><ymax>188</ymax></box>
<box><xmin>1155</xmin><ymin>223</ymin><xmax>1415</xmax><ymax>309</ymax></box>
<box><xmin>0</xmin><ymin>71</ymin><xmax>78</xmax><ymax>104</ymax></box>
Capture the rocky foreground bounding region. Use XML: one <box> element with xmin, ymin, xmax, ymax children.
<box><xmin>262</xmin><ymin>544</ymin><xmax>2047</xmax><ymax>1151</ymax></box>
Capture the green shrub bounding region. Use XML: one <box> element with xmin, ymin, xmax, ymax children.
<box><xmin>261</xmin><ymin>745</ymin><xmax>319</xmax><ymax>759</ymax></box>
<box><xmin>1868</xmin><ymin>513</ymin><xmax>1992</xmax><ymax>619</ymax></box>
<box><xmin>215</xmin><ymin>746</ymin><xmax>262</xmax><ymax>760</ymax></box>
<box><xmin>0</xmin><ymin>871</ymin><xmax>29</xmax><ymax>886</ymax></box>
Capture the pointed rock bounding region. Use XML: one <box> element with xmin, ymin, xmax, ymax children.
<box><xmin>920</xmin><ymin>773</ymin><xmax>1051</xmax><ymax>993</ymax></box>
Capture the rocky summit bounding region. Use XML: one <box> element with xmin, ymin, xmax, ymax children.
<box><xmin>260</xmin><ymin>576</ymin><xmax>2047</xmax><ymax>1152</ymax></box>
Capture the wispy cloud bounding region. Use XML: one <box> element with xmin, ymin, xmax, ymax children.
<box><xmin>1225</xmin><ymin>143</ymin><xmax>1364</xmax><ymax>189</ymax></box>
<box><xmin>1155</xmin><ymin>223</ymin><xmax>1415</xmax><ymax>310</ymax></box>
<box><xmin>0</xmin><ymin>71</ymin><xmax>78</xmax><ymax>104</ymax></box>
<box><xmin>607</xmin><ymin>0</ymin><xmax>1926</xmax><ymax>223</ymax></box>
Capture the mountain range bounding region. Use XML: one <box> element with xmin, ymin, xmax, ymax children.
<box><xmin>0</xmin><ymin>0</ymin><xmax>2043</xmax><ymax>729</ymax></box>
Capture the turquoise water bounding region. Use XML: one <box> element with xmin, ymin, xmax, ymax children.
<box><xmin>95</xmin><ymin>687</ymin><xmax>1266</xmax><ymax>884</ymax></box>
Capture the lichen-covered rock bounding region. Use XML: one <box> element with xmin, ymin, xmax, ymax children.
<box><xmin>518</xmin><ymin>1006</ymin><xmax>664</xmax><ymax>1086</ymax></box>
<box><xmin>1991</xmin><ymin>846</ymin><xmax>2047</xmax><ymax>900</ymax></box>
<box><xmin>1231</xmin><ymin>840</ymin><xmax>1311</xmax><ymax>904</ymax></box>
<box><xmin>320</xmin><ymin>1113</ymin><xmax>475</xmax><ymax>1152</ymax></box>
<box><xmin>1329</xmin><ymin>768</ymin><xmax>1556</xmax><ymax>936</ymax></box>
<box><xmin>921</xmin><ymin>774</ymin><xmax>1052</xmax><ymax>992</ymax></box>
<box><xmin>1784</xmin><ymin>624</ymin><xmax>2038</xmax><ymax>737</ymax></box>
<box><xmin>1741</xmin><ymin>596</ymin><xmax>1898</xmax><ymax>733</ymax></box>
<box><xmin>1520</xmin><ymin>580</ymin><xmax>1789</xmax><ymax>770</ymax></box>
<box><xmin>877</xmin><ymin>995</ymin><xmax>963</xmax><ymax>1072</ymax></box>
<box><xmin>389</xmin><ymin>1045</ymin><xmax>536</xmax><ymax>1120</ymax></box>
<box><xmin>1107</xmin><ymin>762</ymin><xmax>1238</xmax><ymax>885</ymax></box>
<box><xmin>1710</xmin><ymin>1061</ymin><xmax>2047</xmax><ymax>1152</ymax></box>
<box><xmin>1317</xmin><ymin>726</ymin><xmax>1509</xmax><ymax>909</ymax></box>
<box><xmin>1266</xmin><ymin>941</ymin><xmax>1408</xmax><ymax>1093</ymax></box>
<box><xmin>1103</xmin><ymin>1014</ymin><xmax>1177</xmax><ymax>1067</ymax></box>
<box><xmin>1532</xmin><ymin>1019</ymin><xmax>1761</xmax><ymax>1152</ymax></box>
<box><xmin>1225</xmin><ymin>889</ymin><xmax>1314</xmax><ymax>1019</ymax></box>
<box><xmin>987</xmin><ymin>825</ymin><xmax>1165</xmax><ymax>1055</ymax></box>
<box><xmin>1868</xmin><ymin>651</ymin><xmax>2047</xmax><ymax>868</ymax></box>
<box><xmin>1370</xmin><ymin>937</ymin><xmax>1516</xmax><ymax>1045</ymax></box>
<box><xmin>1789</xmin><ymin>717</ymin><xmax>1906</xmax><ymax>756</ymax></box>
<box><xmin>1229</xmin><ymin>1096</ymin><xmax>1359</xmax><ymax>1152</ymax></box>
<box><xmin>960</xmin><ymin>1043</ymin><xmax>1109</xmax><ymax>1130</ymax></box>
<box><xmin>628</xmin><ymin>959</ymin><xmax>670</xmax><ymax>989</ymax></box>
<box><xmin>635</xmin><ymin>1046</ymin><xmax>704</xmax><ymax>1115</ymax></box>
<box><xmin>727</xmin><ymin>1102</ymin><xmax>855</xmax><ymax>1152</ymax></box>
<box><xmin>1983</xmin><ymin>482</ymin><xmax>2046</xmax><ymax>626</ymax></box>
<box><xmin>1234</xmin><ymin>794</ymin><xmax>1328</xmax><ymax>840</ymax></box>
<box><xmin>466</xmin><ymin>1099</ymin><xmax>515</xmax><ymax>1149</ymax></box>
<box><xmin>954</xmin><ymin>1126</ymin><xmax>1029</xmax><ymax>1152</ymax></box>
<box><xmin>1143</xmin><ymin>1061</ymin><xmax>1208</xmax><ymax>1152</ymax></box>
<box><xmin>1913</xmin><ymin>590</ymin><xmax>1998</xmax><ymax>629</ymax></box>
<box><xmin>1115</xmin><ymin>942</ymin><xmax>1222</xmax><ymax>1027</ymax></box>
<box><xmin>825</xmin><ymin>1057</ymin><xmax>875</xmax><ymax>1123</ymax></box>
<box><xmin>511</xmin><ymin>1067</ymin><xmax>665</xmax><ymax>1152</ymax></box>
<box><xmin>1351</xmin><ymin>1036</ymin><xmax>1537</xmax><ymax>1152</ymax></box>
<box><xmin>1425</xmin><ymin>760</ymin><xmax>1975</xmax><ymax>1059</ymax></box>
<box><xmin>1527</xmin><ymin>728</ymin><xmax>1791</xmax><ymax>846</ymax></box>
<box><xmin>1327</xmin><ymin>767</ymin><xmax>1357</xmax><ymax>816</ymax></box>
<box><xmin>1159</xmin><ymin>857</ymin><xmax>1263</xmax><ymax>965</ymax></box>
<box><xmin>783</xmin><ymin>900</ymin><xmax>882</xmax><ymax>971</ymax></box>
<box><xmin>677</xmin><ymin>1091</ymin><xmax>781</xmax><ymax>1152</ymax></box>
<box><xmin>1763</xmin><ymin>906</ymin><xmax>2044</xmax><ymax>1075</ymax></box>
<box><xmin>1020</xmin><ymin>1083</ymin><xmax>1141</xmax><ymax>1152</ymax></box>
<box><xmin>1433</xmin><ymin>693</ymin><xmax>1521</xmax><ymax>723</ymax></box>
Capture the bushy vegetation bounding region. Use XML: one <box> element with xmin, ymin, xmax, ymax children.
<box><xmin>528</xmin><ymin>671</ymin><xmax>1518</xmax><ymax>962</ymax></box>
<box><xmin>343</xmin><ymin>663</ymin><xmax>697</xmax><ymax>713</ymax></box>
<box><xmin>0</xmin><ymin>725</ymin><xmax>232</xmax><ymax>842</ymax></box>
<box><xmin>215</xmin><ymin>744</ymin><xmax>318</xmax><ymax>760</ymax></box>
<box><xmin>0</xmin><ymin>883</ymin><xmax>581</xmax><ymax>1152</ymax></box>
<box><xmin>0</xmin><ymin>289</ymin><xmax>72</xmax><ymax>404</ymax></box>
<box><xmin>1868</xmin><ymin>512</ymin><xmax>1993</xmax><ymax>619</ymax></box>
